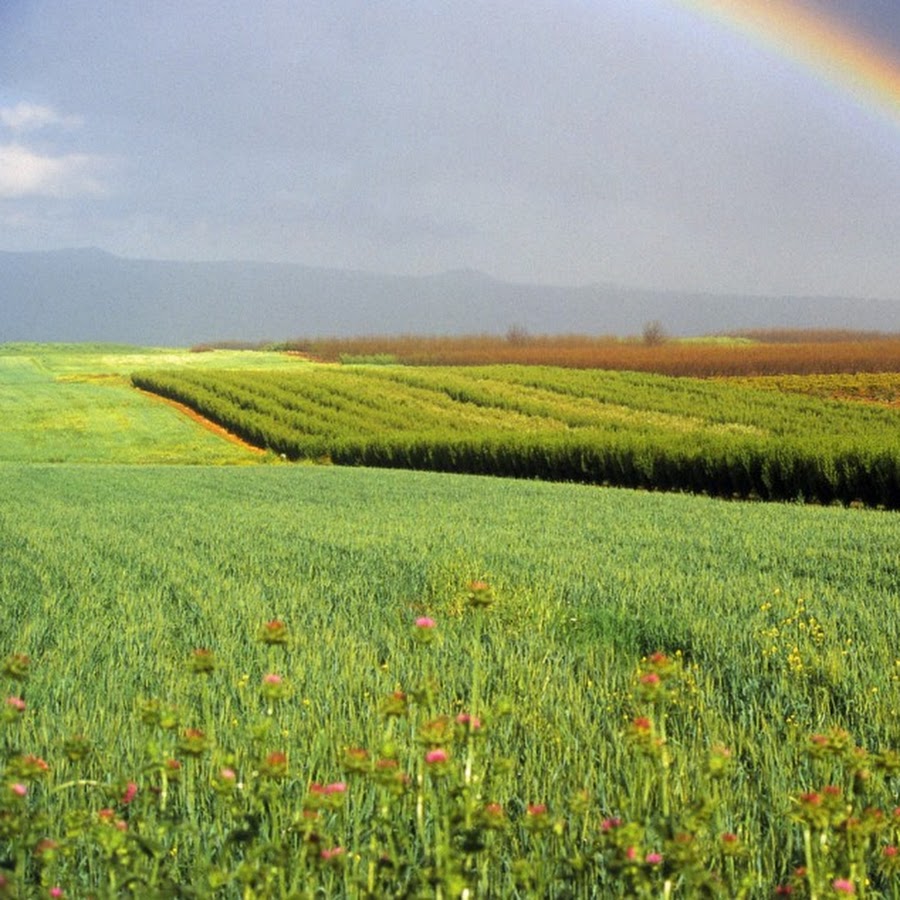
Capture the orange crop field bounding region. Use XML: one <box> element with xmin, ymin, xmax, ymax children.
<box><xmin>282</xmin><ymin>332</ymin><xmax>900</xmax><ymax>376</ymax></box>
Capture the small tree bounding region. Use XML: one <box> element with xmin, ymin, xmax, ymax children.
<box><xmin>642</xmin><ymin>320</ymin><xmax>668</xmax><ymax>346</ymax></box>
<box><xmin>505</xmin><ymin>324</ymin><xmax>530</xmax><ymax>346</ymax></box>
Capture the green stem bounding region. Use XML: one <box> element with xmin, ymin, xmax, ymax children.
<box><xmin>160</xmin><ymin>766</ymin><xmax>168</xmax><ymax>814</ymax></box>
<box><xmin>412</xmin><ymin>703</ymin><xmax>426</xmax><ymax>849</ymax></box>
<box><xmin>52</xmin><ymin>778</ymin><xmax>101</xmax><ymax>792</ymax></box>
<box><xmin>186</xmin><ymin>759</ymin><xmax>196</xmax><ymax>820</ymax></box>
<box><xmin>803</xmin><ymin>825</ymin><xmax>817</xmax><ymax>900</ymax></box>
<box><xmin>201</xmin><ymin>677</ymin><xmax>215</xmax><ymax>745</ymax></box>
<box><xmin>657</xmin><ymin>706</ymin><xmax>670</xmax><ymax>821</ymax></box>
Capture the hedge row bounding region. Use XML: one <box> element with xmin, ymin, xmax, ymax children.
<box><xmin>132</xmin><ymin>367</ymin><xmax>900</xmax><ymax>508</ymax></box>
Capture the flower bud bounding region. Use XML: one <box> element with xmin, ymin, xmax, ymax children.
<box><xmin>258</xmin><ymin>619</ymin><xmax>289</xmax><ymax>645</ymax></box>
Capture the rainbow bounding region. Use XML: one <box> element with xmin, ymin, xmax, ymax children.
<box><xmin>678</xmin><ymin>0</ymin><xmax>900</xmax><ymax>122</ymax></box>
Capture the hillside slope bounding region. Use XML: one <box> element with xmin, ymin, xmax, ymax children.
<box><xmin>2</xmin><ymin>248</ymin><xmax>898</xmax><ymax>344</ymax></box>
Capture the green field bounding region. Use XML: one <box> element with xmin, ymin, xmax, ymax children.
<box><xmin>0</xmin><ymin>343</ymin><xmax>301</xmax><ymax>464</ymax></box>
<box><xmin>132</xmin><ymin>363</ymin><xmax>900</xmax><ymax>507</ymax></box>
<box><xmin>1</xmin><ymin>344</ymin><xmax>899</xmax><ymax>897</ymax></box>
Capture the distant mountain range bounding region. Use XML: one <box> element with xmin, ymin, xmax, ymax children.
<box><xmin>1</xmin><ymin>248</ymin><xmax>898</xmax><ymax>345</ymax></box>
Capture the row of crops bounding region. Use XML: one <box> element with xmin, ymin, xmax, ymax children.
<box><xmin>131</xmin><ymin>365</ymin><xmax>900</xmax><ymax>507</ymax></box>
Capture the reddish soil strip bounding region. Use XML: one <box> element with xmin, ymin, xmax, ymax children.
<box><xmin>136</xmin><ymin>388</ymin><xmax>267</xmax><ymax>455</ymax></box>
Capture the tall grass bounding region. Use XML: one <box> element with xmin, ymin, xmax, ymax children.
<box><xmin>0</xmin><ymin>464</ymin><xmax>898</xmax><ymax>895</ymax></box>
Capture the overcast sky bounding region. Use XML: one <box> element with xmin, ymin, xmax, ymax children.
<box><xmin>2</xmin><ymin>0</ymin><xmax>900</xmax><ymax>299</ymax></box>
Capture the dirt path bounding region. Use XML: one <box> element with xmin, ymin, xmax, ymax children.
<box><xmin>137</xmin><ymin>389</ymin><xmax>267</xmax><ymax>455</ymax></box>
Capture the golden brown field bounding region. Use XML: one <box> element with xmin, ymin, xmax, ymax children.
<box><xmin>284</xmin><ymin>332</ymin><xmax>900</xmax><ymax>376</ymax></box>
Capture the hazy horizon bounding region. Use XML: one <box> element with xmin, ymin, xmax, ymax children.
<box><xmin>2</xmin><ymin>248</ymin><xmax>898</xmax><ymax>346</ymax></box>
<box><xmin>6</xmin><ymin>244</ymin><xmax>900</xmax><ymax>302</ymax></box>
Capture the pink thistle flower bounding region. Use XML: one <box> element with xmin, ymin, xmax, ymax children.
<box><xmin>5</xmin><ymin>696</ymin><xmax>25</xmax><ymax>712</ymax></box>
<box><xmin>177</xmin><ymin>728</ymin><xmax>211</xmax><ymax>757</ymax></box>
<box><xmin>625</xmin><ymin>845</ymin><xmax>637</xmax><ymax>860</ymax></box>
<box><xmin>324</xmin><ymin>781</ymin><xmax>347</xmax><ymax>794</ymax></box>
<box><xmin>49</xmin><ymin>888</ymin><xmax>64</xmax><ymax>899</ymax></box>
<box><xmin>832</xmin><ymin>879</ymin><xmax>855</xmax><ymax>894</ymax></box>
<box><xmin>413</xmin><ymin>616</ymin><xmax>438</xmax><ymax>644</ymax></box>
<box><xmin>342</xmin><ymin>746</ymin><xmax>370</xmax><ymax>773</ymax></box>
<box><xmin>11</xmin><ymin>753</ymin><xmax>50</xmax><ymax>776</ymax></box>
<box><xmin>9</xmin><ymin>783</ymin><xmax>27</xmax><ymax>798</ymax></box>
<box><xmin>1</xmin><ymin>653</ymin><xmax>30</xmax><ymax>681</ymax></box>
<box><xmin>646</xmin><ymin>851</ymin><xmax>663</xmax><ymax>864</ymax></box>
<box><xmin>523</xmin><ymin>802</ymin><xmax>550</xmax><ymax>832</ymax></box>
<box><xmin>261</xmin><ymin>672</ymin><xmax>290</xmax><ymax>700</ymax></box>
<box><xmin>425</xmin><ymin>748</ymin><xmax>449</xmax><ymax>765</ymax></box>
<box><xmin>884</xmin><ymin>845</ymin><xmax>899</xmax><ymax>857</ymax></box>
<box><xmin>34</xmin><ymin>839</ymin><xmax>59</xmax><ymax>857</ymax></box>
<box><xmin>720</xmin><ymin>832</ymin><xmax>741</xmax><ymax>853</ymax></box>
<box><xmin>188</xmin><ymin>647</ymin><xmax>216</xmax><ymax>674</ymax></box>
<box><xmin>632</xmin><ymin>716</ymin><xmax>652</xmax><ymax>731</ymax></box>
<box><xmin>456</xmin><ymin>712</ymin><xmax>482</xmax><ymax>730</ymax></box>
<box><xmin>481</xmin><ymin>801</ymin><xmax>506</xmax><ymax>829</ymax></box>
<box><xmin>320</xmin><ymin>846</ymin><xmax>345</xmax><ymax>862</ymax></box>
<box><xmin>261</xmin><ymin>751</ymin><xmax>288</xmax><ymax>778</ymax></box>
<box><xmin>121</xmin><ymin>781</ymin><xmax>138</xmax><ymax>804</ymax></box>
<box><xmin>639</xmin><ymin>672</ymin><xmax>661</xmax><ymax>686</ymax></box>
<box><xmin>258</xmin><ymin>618</ymin><xmax>289</xmax><ymax>645</ymax></box>
<box><xmin>601</xmin><ymin>817</ymin><xmax>622</xmax><ymax>831</ymax></box>
<box><xmin>378</xmin><ymin>690</ymin><xmax>409</xmax><ymax>717</ymax></box>
<box><xmin>219</xmin><ymin>767</ymin><xmax>236</xmax><ymax>782</ymax></box>
<box><xmin>466</xmin><ymin>580</ymin><xmax>494</xmax><ymax>607</ymax></box>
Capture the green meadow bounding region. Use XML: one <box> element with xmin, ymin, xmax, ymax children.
<box><xmin>0</xmin><ymin>343</ymin><xmax>298</xmax><ymax>464</ymax></box>
<box><xmin>0</xmin><ymin>343</ymin><xmax>899</xmax><ymax>897</ymax></box>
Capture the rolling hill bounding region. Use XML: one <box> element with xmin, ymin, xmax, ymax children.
<box><xmin>2</xmin><ymin>247</ymin><xmax>898</xmax><ymax>344</ymax></box>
